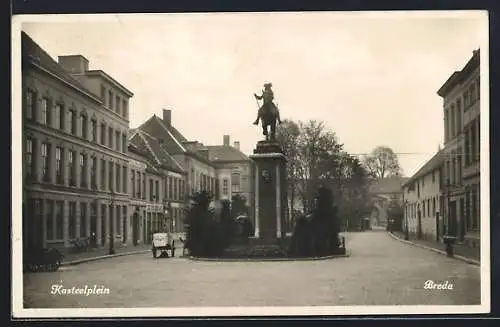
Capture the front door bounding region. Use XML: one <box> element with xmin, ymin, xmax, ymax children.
<box><xmin>90</xmin><ymin>211</ymin><xmax>97</xmax><ymax>247</ymax></box>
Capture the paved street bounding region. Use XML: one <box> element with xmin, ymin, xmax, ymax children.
<box><xmin>23</xmin><ymin>230</ymin><xmax>480</xmax><ymax>308</ymax></box>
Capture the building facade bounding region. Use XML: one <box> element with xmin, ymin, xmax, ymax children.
<box><xmin>368</xmin><ymin>176</ymin><xmax>409</xmax><ymax>227</ymax></box>
<box><xmin>22</xmin><ymin>32</ymin><xmax>133</xmax><ymax>250</ymax></box>
<box><xmin>402</xmin><ymin>151</ymin><xmax>445</xmax><ymax>241</ymax></box>
<box><xmin>437</xmin><ymin>49</ymin><xmax>480</xmax><ymax>249</ymax></box>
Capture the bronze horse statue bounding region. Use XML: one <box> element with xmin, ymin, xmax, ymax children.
<box><xmin>253</xmin><ymin>83</ymin><xmax>282</xmax><ymax>141</ymax></box>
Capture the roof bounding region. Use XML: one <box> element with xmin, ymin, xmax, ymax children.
<box><xmin>85</xmin><ymin>70</ymin><xmax>134</xmax><ymax>97</ymax></box>
<box><xmin>138</xmin><ymin>114</ymin><xmax>215</xmax><ymax>167</ymax></box>
<box><xmin>437</xmin><ymin>49</ymin><xmax>480</xmax><ymax>97</ymax></box>
<box><xmin>131</xmin><ymin>130</ymin><xmax>185</xmax><ymax>174</ymax></box>
<box><xmin>368</xmin><ymin>176</ymin><xmax>409</xmax><ymax>194</ymax></box>
<box><xmin>21</xmin><ymin>31</ymin><xmax>102</xmax><ymax>104</ymax></box>
<box><xmin>204</xmin><ymin>145</ymin><xmax>250</xmax><ymax>162</ymax></box>
<box><xmin>138</xmin><ymin>115</ymin><xmax>186</xmax><ymax>154</ymax></box>
<box><xmin>402</xmin><ymin>151</ymin><xmax>445</xmax><ymax>188</ymax></box>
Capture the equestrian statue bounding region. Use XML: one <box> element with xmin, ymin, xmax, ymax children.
<box><xmin>253</xmin><ymin>82</ymin><xmax>282</xmax><ymax>141</ymax></box>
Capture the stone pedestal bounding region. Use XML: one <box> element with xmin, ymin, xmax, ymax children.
<box><xmin>250</xmin><ymin>141</ymin><xmax>287</xmax><ymax>244</ymax></box>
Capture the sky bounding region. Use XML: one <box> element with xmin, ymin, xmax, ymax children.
<box><xmin>18</xmin><ymin>11</ymin><xmax>487</xmax><ymax>177</ymax></box>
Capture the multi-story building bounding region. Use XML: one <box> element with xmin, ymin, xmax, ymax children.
<box><xmin>402</xmin><ymin>150</ymin><xmax>445</xmax><ymax>241</ymax></box>
<box><xmin>137</xmin><ymin>109</ymin><xmax>218</xmax><ymax>198</ymax></box>
<box><xmin>437</xmin><ymin>49</ymin><xmax>480</xmax><ymax>249</ymax></box>
<box><xmin>128</xmin><ymin>128</ymin><xmax>187</xmax><ymax>243</ymax></box>
<box><xmin>201</xmin><ymin>135</ymin><xmax>254</xmax><ymax>220</ymax></box>
<box><xmin>22</xmin><ymin>31</ymin><xmax>134</xmax><ymax>250</ymax></box>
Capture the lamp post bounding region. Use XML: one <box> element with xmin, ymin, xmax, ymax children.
<box><xmin>109</xmin><ymin>189</ymin><xmax>115</xmax><ymax>255</ymax></box>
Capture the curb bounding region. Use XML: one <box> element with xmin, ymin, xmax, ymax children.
<box><xmin>188</xmin><ymin>252</ymin><xmax>350</xmax><ymax>262</ymax></box>
<box><xmin>388</xmin><ymin>232</ymin><xmax>480</xmax><ymax>266</ymax></box>
<box><xmin>61</xmin><ymin>250</ymin><xmax>150</xmax><ymax>266</ymax></box>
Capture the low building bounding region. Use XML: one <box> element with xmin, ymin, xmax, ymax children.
<box><xmin>402</xmin><ymin>150</ymin><xmax>445</xmax><ymax>241</ymax></box>
<box><xmin>368</xmin><ymin>176</ymin><xmax>409</xmax><ymax>227</ymax></box>
<box><xmin>22</xmin><ymin>31</ymin><xmax>133</xmax><ymax>250</ymax></box>
<box><xmin>437</xmin><ymin>49</ymin><xmax>480</xmax><ymax>249</ymax></box>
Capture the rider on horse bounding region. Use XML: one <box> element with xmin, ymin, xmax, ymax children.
<box><xmin>253</xmin><ymin>83</ymin><xmax>282</xmax><ymax>125</ymax></box>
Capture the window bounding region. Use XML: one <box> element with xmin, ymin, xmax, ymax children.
<box><xmin>155</xmin><ymin>180</ymin><xmax>159</xmax><ymax>202</ymax></box>
<box><xmin>231</xmin><ymin>172</ymin><xmax>241</xmax><ymax>193</ymax></box>
<box><xmin>101</xmin><ymin>85</ymin><xmax>106</xmax><ymax>102</ymax></box>
<box><xmin>55</xmin><ymin>201</ymin><xmax>63</xmax><ymax>240</ymax></box>
<box><xmin>54</xmin><ymin>103</ymin><xmax>61</xmax><ymax>130</ymax></box>
<box><xmin>108</xmin><ymin>90</ymin><xmax>113</xmax><ymax>110</ymax></box>
<box><xmin>432</xmin><ymin>171</ymin><xmax>435</xmax><ymax>183</ymax></box>
<box><xmin>100</xmin><ymin>158</ymin><xmax>106</xmax><ymax>190</ymax></box>
<box><xmin>433</xmin><ymin>198</ymin><xmax>436</xmax><ymax>215</ymax></box>
<box><xmin>142</xmin><ymin>173</ymin><xmax>146</xmax><ymax>200</ymax></box>
<box><xmin>423</xmin><ymin>202</ymin><xmax>426</xmax><ymax>217</ymax></box>
<box><xmin>69</xmin><ymin>201</ymin><xmax>76</xmax><ymax>239</ymax></box>
<box><xmin>116</xmin><ymin>163</ymin><xmax>121</xmax><ymax>193</ymax></box>
<box><xmin>223</xmin><ymin>179</ymin><xmax>229</xmax><ymax>196</ymax></box>
<box><xmin>465</xmin><ymin>128</ymin><xmax>470</xmax><ymax>166</ymax></box>
<box><xmin>464</xmin><ymin>91</ymin><xmax>469</xmax><ymax>108</ymax></box>
<box><xmin>115</xmin><ymin>205</ymin><xmax>120</xmax><ymax>238</ymax></box>
<box><xmin>456</xmin><ymin>99</ymin><xmax>462</xmax><ymax>134</ymax></box>
<box><xmin>100</xmin><ymin>123</ymin><xmax>106</xmax><ymax>145</ymax></box>
<box><xmin>90</xmin><ymin>119</ymin><xmax>97</xmax><ymax>143</ymax></box>
<box><xmin>45</xmin><ymin>200</ymin><xmax>54</xmax><ymax>240</ymax></box>
<box><xmin>122</xmin><ymin>99</ymin><xmax>128</xmax><ymax>119</ymax></box>
<box><xmin>25</xmin><ymin>90</ymin><xmax>34</xmax><ymax>120</ymax></box>
<box><xmin>41</xmin><ymin>143</ymin><xmax>49</xmax><ymax>182</ymax></box>
<box><xmin>91</xmin><ymin>156</ymin><xmax>97</xmax><ymax>189</ymax></box>
<box><xmin>80</xmin><ymin>202</ymin><xmax>87</xmax><ymax>237</ymax></box>
<box><xmin>444</xmin><ymin>109</ymin><xmax>449</xmax><ymax>142</ymax></box>
<box><xmin>168</xmin><ymin>176</ymin><xmax>173</xmax><ymax>200</ymax></box>
<box><xmin>108</xmin><ymin>127</ymin><xmax>113</xmax><ymax>148</ymax></box>
<box><xmin>137</xmin><ymin>171</ymin><xmax>141</xmax><ymax>198</ymax></box>
<box><xmin>80</xmin><ymin>114</ymin><xmax>88</xmax><ymax>139</ymax></box>
<box><xmin>180</xmin><ymin>180</ymin><xmax>184</xmax><ymax>201</ymax></box>
<box><xmin>80</xmin><ymin>153</ymin><xmax>86</xmax><ymax>188</ymax></box>
<box><xmin>25</xmin><ymin>138</ymin><xmax>33</xmax><ymax>180</ymax></box>
<box><xmin>68</xmin><ymin>150</ymin><xmax>75</xmax><ymax>186</ymax></box>
<box><xmin>450</xmin><ymin>105</ymin><xmax>455</xmax><ymax>138</ymax></box>
<box><xmin>476</xmin><ymin>77</ymin><xmax>480</xmax><ymax>100</ymax></box>
<box><xmin>123</xmin><ymin>165</ymin><xmax>127</xmax><ymax>193</ymax></box>
<box><xmin>115</xmin><ymin>131</ymin><xmax>120</xmax><ymax>150</ymax></box>
<box><xmin>477</xmin><ymin>119</ymin><xmax>481</xmax><ymax>163</ymax></box>
<box><xmin>101</xmin><ymin>204</ymin><xmax>107</xmax><ymax>246</ymax></box>
<box><xmin>116</xmin><ymin>95</ymin><xmax>121</xmax><ymax>115</ymax></box>
<box><xmin>174</xmin><ymin>178</ymin><xmax>178</xmax><ymax>201</ymax></box>
<box><xmin>149</xmin><ymin>179</ymin><xmax>154</xmax><ymax>201</ymax></box>
<box><xmin>470</xmin><ymin>83</ymin><xmax>477</xmax><ymax>103</ymax></box>
<box><xmin>122</xmin><ymin>134</ymin><xmax>127</xmax><ymax>153</ymax></box>
<box><xmin>109</xmin><ymin>162</ymin><xmax>114</xmax><ymax>192</ymax></box>
<box><xmin>471</xmin><ymin>122</ymin><xmax>477</xmax><ymax>163</ymax></box>
<box><xmin>131</xmin><ymin>169</ymin><xmax>136</xmax><ymax>197</ymax></box>
<box><xmin>55</xmin><ymin>147</ymin><xmax>63</xmax><ymax>184</ymax></box>
<box><xmin>41</xmin><ymin>98</ymin><xmax>48</xmax><ymax>125</ymax></box>
<box><xmin>68</xmin><ymin>109</ymin><xmax>77</xmax><ymax>135</ymax></box>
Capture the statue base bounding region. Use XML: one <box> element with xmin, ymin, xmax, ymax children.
<box><xmin>250</xmin><ymin>141</ymin><xmax>287</xmax><ymax>243</ymax></box>
<box><xmin>253</xmin><ymin>140</ymin><xmax>283</xmax><ymax>154</ymax></box>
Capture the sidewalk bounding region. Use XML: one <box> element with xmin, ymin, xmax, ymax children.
<box><xmin>390</xmin><ymin>231</ymin><xmax>480</xmax><ymax>265</ymax></box>
<box><xmin>61</xmin><ymin>244</ymin><xmax>151</xmax><ymax>265</ymax></box>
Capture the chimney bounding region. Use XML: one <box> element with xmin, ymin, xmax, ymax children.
<box><xmin>223</xmin><ymin>135</ymin><xmax>230</xmax><ymax>146</ymax></box>
<box><xmin>233</xmin><ymin>141</ymin><xmax>240</xmax><ymax>150</ymax></box>
<box><xmin>163</xmin><ymin>109</ymin><xmax>171</xmax><ymax>126</ymax></box>
<box><xmin>58</xmin><ymin>55</ymin><xmax>89</xmax><ymax>74</ymax></box>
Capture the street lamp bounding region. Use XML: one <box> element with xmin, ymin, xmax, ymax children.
<box><xmin>109</xmin><ymin>189</ymin><xmax>116</xmax><ymax>255</ymax></box>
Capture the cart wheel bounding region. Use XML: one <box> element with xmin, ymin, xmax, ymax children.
<box><xmin>152</xmin><ymin>248</ymin><xmax>157</xmax><ymax>258</ymax></box>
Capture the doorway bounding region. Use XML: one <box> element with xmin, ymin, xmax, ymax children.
<box><xmin>132</xmin><ymin>210</ymin><xmax>139</xmax><ymax>246</ymax></box>
<box><xmin>90</xmin><ymin>205</ymin><xmax>97</xmax><ymax>247</ymax></box>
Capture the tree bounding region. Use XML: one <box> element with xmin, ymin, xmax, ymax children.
<box><xmin>362</xmin><ymin>146</ymin><xmax>403</xmax><ymax>179</ymax></box>
<box><xmin>275</xmin><ymin>119</ymin><xmax>301</xmax><ymax>228</ymax></box>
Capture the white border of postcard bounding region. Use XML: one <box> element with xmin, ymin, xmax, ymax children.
<box><xmin>11</xmin><ymin>11</ymin><xmax>490</xmax><ymax>318</ymax></box>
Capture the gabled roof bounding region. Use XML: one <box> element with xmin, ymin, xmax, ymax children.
<box><xmin>21</xmin><ymin>31</ymin><xmax>102</xmax><ymax>104</ymax></box>
<box><xmin>130</xmin><ymin>129</ymin><xmax>185</xmax><ymax>174</ymax></box>
<box><xmin>402</xmin><ymin>150</ymin><xmax>445</xmax><ymax>188</ymax></box>
<box><xmin>368</xmin><ymin>176</ymin><xmax>409</xmax><ymax>194</ymax></box>
<box><xmin>203</xmin><ymin>145</ymin><xmax>250</xmax><ymax>162</ymax></box>
<box><xmin>138</xmin><ymin>115</ymin><xmax>186</xmax><ymax>154</ymax></box>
